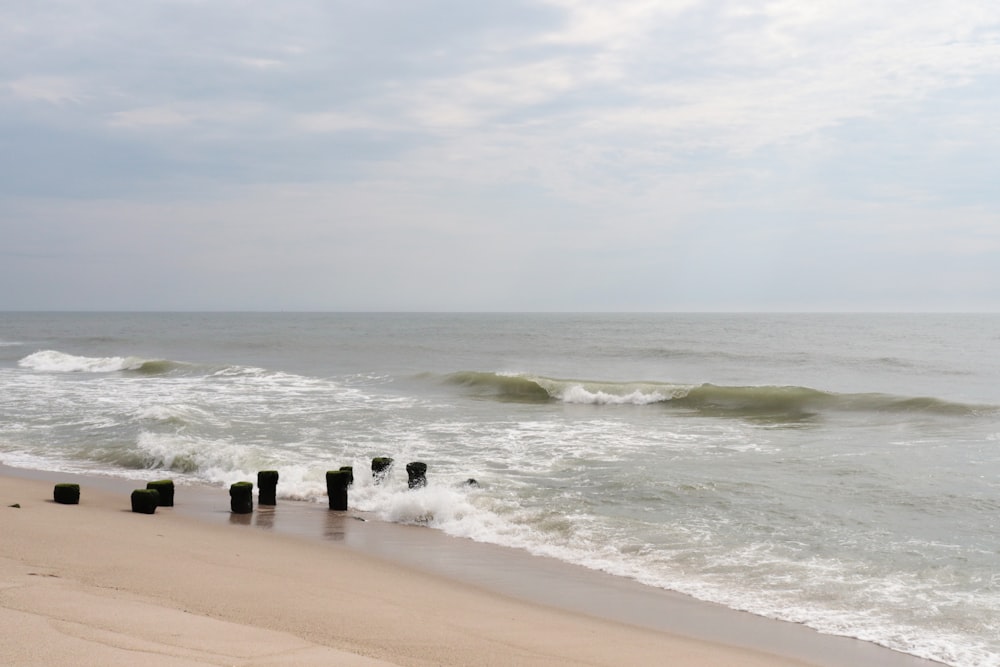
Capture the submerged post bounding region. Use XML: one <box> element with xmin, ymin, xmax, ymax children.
<box><xmin>146</xmin><ymin>479</ymin><xmax>174</xmax><ymax>507</ymax></box>
<box><xmin>131</xmin><ymin>489</ymin><xmax>159</xmax><ymax>514</ymax></box>
<box><xmin>53</xmin><ymin>483</ymin><xmax>80</xmax><ymax>505</ymax></box>
<box><xmin>406</xmin><ymin>462</ymin><xmax>427</xmax><ymax>489</ymax></box>
<box><xmin>326</xmin><ymin>470</ymin><xmax>349</xmax><ymax>511</ymax></box>
<box><xmin>371</xmin><ymin>457</ymin><xmax>393</xmax><ymax>485</ymax></box>
<box><xmin>257</xmin><ymin>470</ymin><xmax>279</xmax><ymax>505</ymax></box>
<box><xmin>229</xmin><ymin>481</ymin><xmax>253</xmax><ymax>514</ymax></box>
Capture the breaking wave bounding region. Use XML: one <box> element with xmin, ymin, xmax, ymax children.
<box><xmin>443</xmin><ymin>371</ymin><xmax>990</xmax><ymax>418</ymax></box>
<box><xmin>19</xmin><ymin>350</ymin><xmax>188</xmax><ymax>375</ymax></box>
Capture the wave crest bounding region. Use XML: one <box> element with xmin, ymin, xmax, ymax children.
<box><xmin>444</xmin><ymin>371</ymin><xmax>553</xmax><ymax>402</ymax></box>
<box><xmin>444</xmin><ymin>372</ymin><xmax>685</xmax><ymax>406</ymax></box>
<box><xmin>18</xmin><ymin>350</ymin><xmax>184</xmax><ymax>375</ymax></box>
<box><xmin>443</xmin><ymin>372</ymin><xmax>991</xmax><ymax>418</ymax></box>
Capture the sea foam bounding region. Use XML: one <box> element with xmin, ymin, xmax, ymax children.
<box><xmin>558</xmin><ymin>384</ymin><xmax>669</xmax><ymax>405</ymax></box>
<box><xmin>20</xmin><ymin>350</ymin><xmax>149</xmax><ymax>373</ymax></box>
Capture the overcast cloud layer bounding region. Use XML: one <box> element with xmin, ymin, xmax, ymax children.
<box><xmin>2</xmin><ymin>1</ymin><xmax>999</xmax><ymax>311</ymax></box>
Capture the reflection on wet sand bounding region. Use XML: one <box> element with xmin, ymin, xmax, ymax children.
<box><xmin>217</xmin><ymin>493</ymin><xmax>361</xmax><ymax>543</ymax></box>
<box><xmin>254</xmin><ymin>506</ymin><xmax>275</xmax><ymax>529</ymax></box>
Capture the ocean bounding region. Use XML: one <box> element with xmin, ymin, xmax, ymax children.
<box><xmin>1</xmin><ymin>312</ymin><xmax>998</xmax><ymax>666</ymax></box>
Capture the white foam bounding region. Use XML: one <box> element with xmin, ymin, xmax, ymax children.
<box><xmin>359</xmin><ymin>481</ymin><xmax>483</xmax><ymax>527</ymax></box>
<box><xmin>19</xmin><ymin>350</ymin><xmax>147</xmax><ymax>373</ymax></box>
<box><xmin>134</xmin><ymin>431</ymin><xmax>271</xmax><ymax>476</ymax></box>
<box><xmin>133</xmin><ymin>403</ymin><xmax>212</xmax><ymax>424</ymax></box>
<box><xmin>558</xmin><ymin>384</ymin><xmax>668</xmax><ymax>405</ymax></box>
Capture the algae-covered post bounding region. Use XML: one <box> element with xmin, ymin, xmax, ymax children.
<box><xmin>257</xmin><ymin>470</ymin><xmax>279</xmax><ymax>505</ymax></box>
<box><xmin>371</xmin><ymin>457</ymin><xmax>393</xmax><ymax>484</ymax></box>
<box><xmin>326</xmin><ymin>470</ymin><xmax>349</xmax><ymax>511</ymax></box>
<box><xmin>406</xmin><ymin>462</ymin><xmax>427</xmax><ymax>489</ymax></box>
<box><xmin>229</xmin><ymin>481</ymin><xmax>253</xmax><ymax>514</ymax></box>
<box><xmin>339</xmin><ymin>465</ymin><xmax>354</xmax><ymax>487</ymax></box>
<box><xmin>131</xmin><ymin>489</ymin><xmax>159</xmax><ymax>514</ymax></box>
<box><xmin>146</xmin><ymin>479</ymin><xmax>174</xmax><ymax>507</ymax></box>
<box><xmin>53</xmin><ymin>483</ymin><xmax>80</xmax><ymax>505</ymax></box>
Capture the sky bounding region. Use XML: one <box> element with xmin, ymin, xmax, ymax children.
<box><xmin>2</xmin><ymin>0</ymin><xmax>999</xmax><ymax>312</ymax></box>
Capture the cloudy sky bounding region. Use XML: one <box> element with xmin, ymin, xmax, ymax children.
<box><xmin>2</xmin><ymin>1</ymin><xmax>999</xmax><ymax>311</ymax></box>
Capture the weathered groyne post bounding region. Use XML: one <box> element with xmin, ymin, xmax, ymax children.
<box><xmin>146</xmin><ymin>479</ymin><xmax>174</xmax><ymax>507</ymax></box>
<box><xmin>53</xmin><ymin>483</ymin><xmax>80</xmax><ymax>505</ymax></box>
<box><xmin>371</xmin><ymin>457</ymin><xmax>393</xmax><ymax>485</ymax></box>
<box><xmin>257</xmin><ymin>470</ymin><xmax>279</xmax><ymax>505</ymax></box>
<box><xmin>229</xmin><ymin>481</ymin><xmax>254</xmax><ymax>514</ymax></box>
<box><xmin>326</xmin><ymin>470</ymin><xmax>349</xmax><ymax>511</ymax></box>
<box><xmin>131</xmin><ymin>488</ymin><xmax>159</xmax><ymax>514</ymax></box>
<box><xmin>339</xmin><ymin>466</ymin><xmax>354</xmax><ymax>488</ymax></box>
<box><xmin>406</xmin><ymin>462</ymin><xmax>427</xmax><ymax>489</ymax></box>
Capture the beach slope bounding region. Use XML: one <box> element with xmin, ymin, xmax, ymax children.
<box><xmin>0</xmin><ymin>473</ymin><xmax>826</xmax><ymax>666</ymax></box>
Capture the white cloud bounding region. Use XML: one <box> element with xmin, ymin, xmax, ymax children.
<box><xmin>2</xmin><ymin>0</ymin><xmax>1000</xmax><ymax>311</ymax></box>
<box><xmin>538</xmin><ymin>0</ymin><xmax>696</xmax><ymax>47</ymax></box>
<box><xmin>7</xmin><ymin>76</ymin><xmax>83</xmax><ymax>105</ymax></box>
<box><xmin>228</xmin><ymin>56</ymin><xmax>285</xmax><ymax>70</ymax></box>
<box><xmin>293</xmin><ymin>112</ymin><xmax>389</xmax><ymax>133</ymax></box>
<box><xmin>109</xmin><ymin>106</ymin><xmax>193</xmax><ymax>128</ymax></box>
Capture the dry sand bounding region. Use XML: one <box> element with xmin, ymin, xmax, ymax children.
<box><xmin>0</xmin><ymin>471</ymin><xmax>937</xmax><ymax>666</ymax></box>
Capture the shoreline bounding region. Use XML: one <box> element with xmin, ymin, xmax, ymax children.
<box><xmin>1</xmin><ymin>464</ymin><xmax>943</xmax><ymax>666</ymax></box>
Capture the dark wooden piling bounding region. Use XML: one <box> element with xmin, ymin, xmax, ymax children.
<box><xmin>406</xmin><ymin>462</ymin><xmax>427</xmax><ymax>489</ymax></box>
<box><xmin>53</xmin><ymin>483</ymin><xmax>80</xmax><ymax>505</ymax></box>
<box><xmin>339</xmin><ymin>466</ymin><xmax>354</xmax><ymax>488</ymax></box>
<box><xmin>326</xmin><ymin>470</ymin><xmax>349</xmax><ymax>511</ymax></box>
<box><xmin>146</xmin><ymin>479</ymin><xmax>174</xmax><ymax>507</ymax></box>
<box><xmin>257</xmin><ymin>470</ymin><xmax>279</xmax><ymax>505</ymax></box>
<box><xmin>371</xmin><ymin>457</ymin><xmax>393</xmax><ymax>484</ymax></box>
<box><xmin>229</xmin><ymin>481</ymin><xmax>254</xmax><ymax>514</ymax></box>
<box><xmin>131</xmin><ymin>489</ymin><xmax>159</xmax><ymax>514</ymax></box>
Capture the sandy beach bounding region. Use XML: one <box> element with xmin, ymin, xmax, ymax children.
<box><xmin>0</xmin><ymin>469</ymin><xmax>941</xmax><ymax>666</ymax></box>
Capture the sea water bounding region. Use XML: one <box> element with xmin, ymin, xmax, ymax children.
<box><xmin>1</xmin><ymin>312</ymin><xmax>998</xmax><ymax>666</ymax></box>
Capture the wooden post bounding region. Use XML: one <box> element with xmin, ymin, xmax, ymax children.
<box><xmin>257</xmin><ymin>470</ymin><xmax>279</xmax><ymax>505</ymax></box>
<box><xmin>53</xmin><ymin>483</ymin><xmax>80</xmax><ymax>505</ymax></box>
<box><xmin>406</xmin><ymin>462</ymin><xmax>427</xmax><ymax>489</ymax></box>
<box><xmin>326</xmin><ymin>470</ymin><xmax>349</xmax><ymax>511</ymax></box>
<box><xmin>131</xmin><ymin>489</ymin><xmax>159</xmax><ymax>514</ymax></box>
<box><xmin>371</xmin><ymin>457</ymin><xmax>393</xmax><ymax>485</ymax></box>
<box><xmin>229</xmin><ymin>482</ymin><xmax>253</xmax><ymax>514</ymax></box>
<box><xmin>339</xmin><ymin>466</ymin><xmax>354</xmax><ymax>488</ymax></box>
<box><xmin>146</xmin><ymin>480</ymin><xmax>174</xmax><ymax>506</ymax></box>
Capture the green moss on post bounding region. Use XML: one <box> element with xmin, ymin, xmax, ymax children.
<box><xmin>257</xmin><ymin>470</ymin><xmax>279</xmax><ymax>505</ymax></box>
<box><xmin>53</xmin><ymin>483</ymin><xmax>80</xmax><ymax>505</ymax></box>
<box><xmin>146</xmin><ymin>479</ymin><xmax>174</xmax><ymax>506</ymax></box>
<box><xmin>371</xmin><ymin>457</ymin><xmax>393</xmax><ymax>485</ymax></box>
<box><xmin>339</xmin><ymin>466</ymin><xmax>354</xmax><ymax>488</ymax></box>
<box><xmin>229</xmin><ymin>481</ymin><xmax>254</xmax><ymax>514</ymax></box>
<box><xmin>131</xmin><ymin>489</ymin><xmax>159</xmax><ymax>514</ymax></box>
<box><xmin>325</xmin><ymin>470</ymin><xmax>349</xmax><ymax>511</ymax></box>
